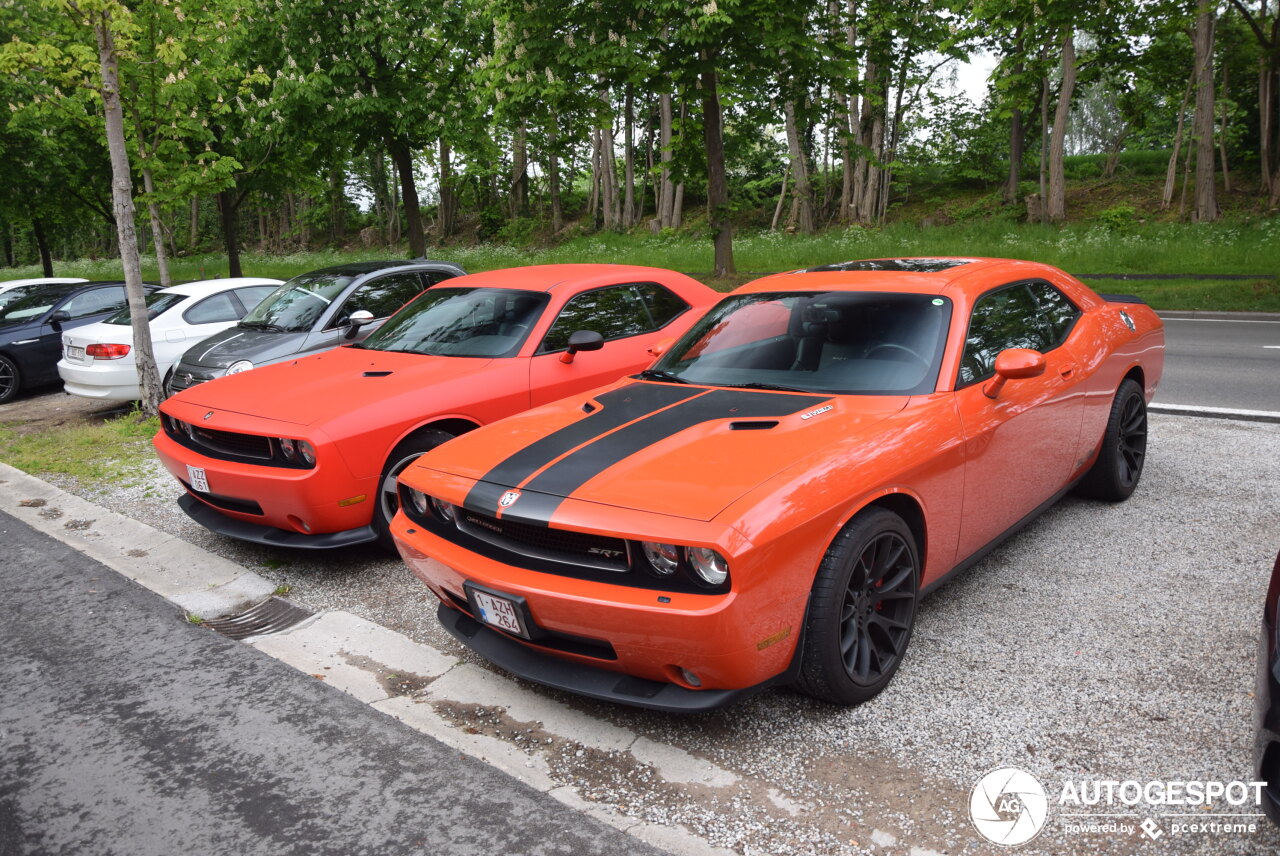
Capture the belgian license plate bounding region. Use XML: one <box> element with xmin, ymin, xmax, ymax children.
<box><xmin>186</xmin><ymin>464</ymin><xmax>210</xmax><ymax>493</ymax></box>
<box><xmin>65</xmin><ymin>345</ymin><xmax>85</xmax><ymax>361</ymax></box>
<box><xmin>472</xmin><ymin>589</ymin><xmax>525</xmax><ymax>637</ymax></box>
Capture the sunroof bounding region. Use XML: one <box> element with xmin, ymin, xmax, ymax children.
<box><xmin>803</xmin><ymin>258</ymin><xmax>973</xmax><ymax>274</ymax></box>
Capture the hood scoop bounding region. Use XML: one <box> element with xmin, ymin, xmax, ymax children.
<box><xmin>729</xmin><ymin>420</ymin><xmax>779</xmax><ymax>431</ymax></box>
<box><xmin>363</xmin><ymin>371</ymin><xmax>393</xmax><ymax>377</ymax></box>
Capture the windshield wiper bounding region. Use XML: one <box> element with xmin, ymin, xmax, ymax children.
<box><xmin>636</xmin><ymin>369</ymin><xmax>689</xmax><ymax>384</ymax></box>
<box><xmin>239</xmin><ymin>321</ymin><xmax>287</xmax><ymax>332</ymax></box>
<box><xmin>720</xmin><ymin>381</ymin><xmax>813</xmax><ymax>393</ymax></box>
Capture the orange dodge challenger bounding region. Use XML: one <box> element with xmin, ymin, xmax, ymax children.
<box><xmin>393</xmin><ymin>258</ymin><xmax>1164</xmax><ymax>711</ymax></box>
<box><xmin>153</xmin><ymin>265</ymin><xmax>717</xmax><ymax>550</ymax></box>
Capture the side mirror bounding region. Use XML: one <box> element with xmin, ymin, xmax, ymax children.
<box><xmin>647</xmin><ymin>337</ymin><xmax>676</xmax><ymax>359</ymax></box>
<box><xmin>559</xmin><ymin>329</ymin><xmax>604</xmax><ymax>364</ymax></box>
<box><xmin>48</xmin><ymin>309</ymin><xmax>71</xmax><ymax>332</ymax></box>
<box><xmin>983</xmin><ymin>348</ymin><xmax>1046</xmax><ymax>399</ymax></box>
<box><xmin>343</xmin><ymin>309</ymin><xmax>375</xmax><ymax>340</ymax></box>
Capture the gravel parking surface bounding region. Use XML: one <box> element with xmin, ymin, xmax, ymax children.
<box><xmin>20</xmin><ymin>398</ymin><xmax>1280</xmax><ymax>856</ymax></box>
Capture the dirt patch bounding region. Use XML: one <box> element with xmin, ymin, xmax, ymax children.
<box><xmin>0</xmin><ymin>387</ymin><xmax>132</xmax><ymax>438</ymax></box>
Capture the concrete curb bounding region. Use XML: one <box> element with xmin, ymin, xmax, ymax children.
<box><xmin>1157</xmin><ymin>310</ymin><xmax>1280</xmax><ymax>322</ymax></box>
<box><xmin>1150</xmin><ymin>402</ymin><xmax>1280</xmax><ymax>424</ymax></box>
<box><xmin>0</xmin><ymin>460</ymin><xmax>737</xmax><ymax>856</ymax></box>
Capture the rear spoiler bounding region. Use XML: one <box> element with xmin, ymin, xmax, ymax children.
<box><xmin>1098</xmin><ymin>293</ymin><xmax>1148</xmax><ymax>305</ymax></box>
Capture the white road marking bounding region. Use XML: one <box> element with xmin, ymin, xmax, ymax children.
<box><xmin>1162</xmin><ymin>318</ymin><xmax>1280</xmax><ymax>324</ymax></box>
<box><xmin>1150</xmin><ymin>403</ymin><xmax>1280</xmax><ymax>422</ymax></box>
<box><xmin>1263</xmin><ymin>345</ymin><xmax>1280</xmax><ymax>349</ymax></box>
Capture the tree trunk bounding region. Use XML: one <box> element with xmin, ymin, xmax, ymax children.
<box><xmin>859</xmin><ymin>102</ymin><xmax>883</xmax><ymax>225</ymax></box>
<box><xmin>771</xmin><ymin>165</ymin><xmax>790</xmax><ymax>232</ymax></box>
<box><xmin>658</xmin><ymin>92</ymin><xmax>675</xmax><ymax>228</ymax></box>
<box><xmin>510</xmin><ymin>121</ymin><xmax>528</xmax><ymax>218</ymax></box>
<box><xmin>672</xmin><ymin>181</ymin><xmax>684</xmax><ymax>229</ymax></box>
<box><xmin>141</xmin><ymin>166</ymin><xmax>171</xmax><ymax>287</ymax></box>
<box><xmin>32</xmin><ymin>218</ymin><xmax>53</xmax><ymax>277</ymax></box>
<box><xmin>623</xmin><ymin>87</ymin><xmax>636</xmax><ymax>227</ymax></box>
<box><xmin>1047</xmin><ymin>31</ymin><xmax>1076</xmax><ymax>223</ymax></box>
<box><xmin>1163</xmin><ymin>69</ymin><xmax>1196</xmax><ymax>208</ymax></box>
<box><xmin>700</xmin><ymin>54</ymin><xmax>734</xmax><ymax>276</ymax></box>
<box><xmin>1103</xmin><ymin>127</ymin><xmax>1130</xmax><ymax>179</ymax></box>
<box><xmin>1218</xmin><ymin>61</ymin><xmax>1232</xmax><ymax>192</ymax></box>
<box><xmin>588</xmin><ymin>128</ymin><xmax>601</xmax><ymax>228</ymax></box>
<box><xmin>783</xmin><ymin>100</ymin><xmax>815</xmax><ymax>233</ymax></box>
<box><xmin>1003</xmin><ymin>28</ymin><xmax>1026</xmax><ymax>205</ymax></box>
<box><xmin>95</xmin><ymin>15</ymin><xmax>160</xmax><ymax>414</ymax></box>
<box><xmin>217</xmin><ymin>189</ymin><xmax>242</xmax><ymax>277</ymax></box>
<box><xmin>852</xmin><ymin>61</ymin><xmax>878</xmax><ymax>222</ymax></box>
<box><xmin>1039</xmin><ymin>72</ymin><xmax>1049</xmax><ymax>223</ymax></box>
<box><xmin>189</xmin><ymin>196</ymin><xmax>199</xmax><ymax>251</ymax></box>
<box><xmin>1192</xmin><ymin>3</ymin><xmax>1219</xmax><ymax>222</ymax></box>
<box><xmin>1260</xmin><ymin>62</ymin><xmax>1275</xmax><ymax>195</ymax></box>
<box><xmin>547</xmin><ymin>124</ymin><xmax>563</xmax><ymax>233</ymax></box>
<box><xmin>389</xmin><ymin>140</ymin><xmax>426</xmax><ymax>256</ymax></box>
<box><xmin>439</xmin><ymin>139</ymin><xmax>457</xmax><ymax>238</ymax></box>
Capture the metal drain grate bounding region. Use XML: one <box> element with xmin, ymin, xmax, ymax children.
<box><xmin>203</xmin><ymin>597</ymin><xmax>314</xmax><ymax>640</ymax></box>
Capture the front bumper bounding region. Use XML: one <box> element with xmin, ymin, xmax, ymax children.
<box><xmin>1256</xmin><ymin>616</ymin><xmax>1280</xmax><ymax>826</ymax></box>
<box><xmin>177</xmin><ymin>493</ymin><xmax>375</xmax><ymax>549</ymax></box>
<box><xmin>392</xmin><ymin>512</ymin><xmax>807</xmax><ymax>707</ymax></box>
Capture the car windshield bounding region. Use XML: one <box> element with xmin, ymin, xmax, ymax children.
<box><xmin>0</xmin><ymin>282</ymin><xmax>82</xmax><ymax>325</ymax></box>
<box><xmin>239</xmin><ymin>273</ymin><xmax>352</xmax><ymax>332</ymax></box>
<box><xmin>104</xmin><ymin>291</ymin><xmax>187</xmax><ymax>325</ymax></box>
<box><xmin>649</xmin><ymin>291</ymin><xmax>953</xmax><ymax>395</ymax></box>
<box><xmin>357</xmin><ymin>287</ymin><xmax>548</xmax><ymax>358</ymax></box>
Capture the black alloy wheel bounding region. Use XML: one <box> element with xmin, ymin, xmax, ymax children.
<box><xmin>0</xmin><ymin>354</ymin><xmax>20</xmax><ymax>405</ymax></box>
<box><xmin>1076</xmin><ymin>377</ymin><xmax>1147</xmax><ymax>502</ymax></box>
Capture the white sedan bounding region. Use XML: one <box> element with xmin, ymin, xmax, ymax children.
<box><xmin>58</xmin><ymin>277</ymin><xmax>282</xmax><ymax>401</ymax></box>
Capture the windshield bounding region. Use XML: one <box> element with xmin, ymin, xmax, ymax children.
<box><xmin>0</xmin><ymin>283</ymin><xmax>81</xmax><ymax>325</ymax></box>
<box><xmin>239</xmin><ymin>273</ymin><xmax>352</xmax><ymax>332</ymax></box>
<box><xmin>650</xmin><ymin>291</ymin><xmax>953</xmax><ymax>395</ymax></box>
<box><xmin>357</xmin><ymin>287</ymin><xmax>548</xmax><ymax>358</ymax></box>
<box><xmin>105</xmin><ymin>291</ymin><xmax>187</xmax><ymax>325</ymax></box>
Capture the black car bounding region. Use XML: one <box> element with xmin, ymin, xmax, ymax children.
<box><xmin>165</xmin><ymin>259</ymin><xmax>465</xmax><ymax>395</ymax></box>
<box><xmin>1257</xmin><ymin>551</ymin><xmax>1280</xmax><ymax>824</ymax></box>
<box><xmin>0</xmin><ymin>280</ymin><xmax>159</xmax><ymax>405</ymax></box>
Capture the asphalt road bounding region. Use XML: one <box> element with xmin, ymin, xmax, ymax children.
<box><xmin>0</xmin><ymin>511</ymin><xmax>665</xmax><ymax>856</ymax></box>
<box><xmin>1157</xmin><ymin>313</ymin><xmax>1280</xmax><ymax>412</ymax></box>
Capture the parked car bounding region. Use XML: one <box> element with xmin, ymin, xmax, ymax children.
<box><xmin>56</xmin><ymin>277</ymin><xmax>283</xmax><ymax>402</ymax></box>
<box><xmin>392</xmin><ymin>257</ymin><xmax>1165</xmax><ymax>712</ymax></box>
<box><xmin>153</xmin><ymin>264</ymin><xmax>719</xmax><ymax>551</ymax></box>
<box><xmin>0</xmin><ymin>277</ymin><xmax>87</xmax><ymax>304</ymax></box>
<box><xmin>1257</xmin><ymin>551</ymin><xmax>1280</xmax><ymax>825</ymax></box>
<box><xmin>0</xmin><ymin>280</ymin><xmax>160</xmax><ymax>405</ymax></box>
<box><xmin>165</xmin><ymin>260</ymin><xmax>465</xmax><ymax>395</ymax></box>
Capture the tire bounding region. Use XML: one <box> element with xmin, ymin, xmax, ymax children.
<box><xmin>372</xmin><ymin>428</ymin><xmax>455</xmax><ymax>552</ymax></box>
<box><xmin>1075</xmin><ymin>377</ymin><xmax>1147</xmax><ymax>502</ymax></box>
<box><xmin>795</xmin><ymin>508</ymin><xmax>920</xmax><ymax>706</ymax></box>
<box><xmin>0</xmin><ymin>354</ymin><xmax>20</xmax><ymax>405</ymax></box>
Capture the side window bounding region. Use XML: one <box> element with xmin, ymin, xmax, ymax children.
<box><xmin>958</xmin><ymin>284</ymin><xmax>1045</xmax><ymax>386</ymax></box>
<box><xmin>331</xmin><ymin>274</ymin><xmax>425</xmax><ymax>327</ymax></box>
<box><xmin>538</xmin><ymin>284</ymin><xmax>653</xmax><ymax>353</ymax></box>
<box><xmin>632</xmin><ymin>282</ymin><xmax>690</xmax><ymax>328</ymax></box>
<box><xmin>232</xmin><ymin>285</ymin><xmax>278</xmax><ymax>314</ymax></box>
<box><xmin>183</xmin><ymin>292</ymin><xmax>240</xmax><ymax>325</ymax></box>
<box><xmin>62</xmin><ymin>286</ymin><xmax>127</xmax><ymax>320</ymax></box>
<box><xmin>1029</xmin><ymin>281</ymin><xmax>1080</xmax><ymax>349</ymax></box>
<box><xmin>423</xmin><ymin>270</ymin><xmax>457</xmax><ymax>286</ymax></box>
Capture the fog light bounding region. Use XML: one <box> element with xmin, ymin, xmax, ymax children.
<box><xmin>680</xmin><ymin>668</ymin><xmax>702</xmax><ymax>688</ymax></box>
<box><xmin>642</xmin><ymin>542</ymin><xmax>680</xmax><ymax>576</ymax></box>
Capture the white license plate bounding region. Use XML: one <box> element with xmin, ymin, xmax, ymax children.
<box><xmin>186</xmin><ymin>464</ymin><xmax>210</xmax><ymax>493</ymax></box>
<box><xmin>65</xmin><ymin>345</ymin><xmax>85</xmax><ymax>360</ymax></box>
<box><xmin>472</xmin><ymin>590</ymin><xmax>524</xmax><ymax>636</ymax></box>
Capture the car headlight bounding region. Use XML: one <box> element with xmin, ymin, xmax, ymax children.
<box><xmin>297</xmin><ymin>440</ymin><xmax>316</xmax><ymax>466</ymax></box>
<box><xmin>279</xmin><ymin>438</ymin><xmax>296</xmax><ymax>460</ymax></box>
<box><xmin>687</xmin><ymin>547</ymin><xmax>730</xmax><ymax>587</ymax></box>
<box><xmin>642</xmin><ymin>542</ymin><xmax>680</xmax><ymax>576</ymax></box>
<box><xmin>428</xmin><ymin>495</ymin><xmax>455</xmax><ymax>523</ymax></box>
<box><xmin>225</xmin><ymin>360</ymin><xmax>253</xmax><ymax>376</ymax></box>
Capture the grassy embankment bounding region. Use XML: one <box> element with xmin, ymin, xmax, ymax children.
<box><xmin>0</xmin><ymin>411</ymin><xmax>160</xmax><ymax>483</ymax></box>
<box><xmin>8</xmin><ymin>218</ymin><xmax>1280</xmax><ymax>311</ymax></box>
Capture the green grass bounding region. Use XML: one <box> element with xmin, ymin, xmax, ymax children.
<box><xmin>0</xmin><ymin>411</ymin><xmax>160</xmax><ymax>481</ymax></box>
<box><xmin>8</xmin><ymin>218</ymin><xmax>1280</xmax><ymax>311</ymax></box>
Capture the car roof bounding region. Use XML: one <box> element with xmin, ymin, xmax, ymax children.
<box><xmin>307</xmin><ymin>259</ymin><xmax>464</xmax><ymax>277</ymax></box>
<box><xmin>738</xmin><ymin>257</ymin><xmax>1076</xmax><ymax>298</ymax></box>
<box><xmin>158</xmin><ymin>277</ymin><xmax>283</xmax><ymax>298</ymax></box>
<box><xmin>444</xmin><ymin>263</ymin><xmax>693</xmax><ymax>293</ymax></box>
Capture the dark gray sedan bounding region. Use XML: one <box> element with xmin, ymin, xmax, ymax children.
<box><xmin>166</xmin><ymin>259</ymin><xmax>465</xmax><ymax>395</ymax></box>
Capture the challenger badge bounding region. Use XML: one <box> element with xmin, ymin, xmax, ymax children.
<box><xmin>498</xmin><ymin>490</ymin><xmax>521</xmax><ymax>509</ymax></box>
<box><xmin>800</xmin><ymin>404</ymin><xmax>834</xmax><ymax>420</ymax></box>
<box><xmin>1119</xmin><ymin>309</ymin><xmax>1136</xmax><ymax>332</ymax></box>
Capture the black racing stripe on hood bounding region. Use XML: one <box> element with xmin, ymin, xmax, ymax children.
<box><xmin>499</xmin><ymin>389</ymin><xmax>830</xmax><ymax>527</ymax></box>
<box><xmin>463</xmin><ymin>383</ymin><xmax>701</xmax><ymax>513</ymax></box>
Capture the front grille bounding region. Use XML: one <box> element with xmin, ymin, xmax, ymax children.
<box><xmin>187</xmin><ymin>426</ymin><xmax>274</xmax><ymax>460</ymax></box>
<box><xmin>457</xmin><ymin>508</ymin><xmax>629</xmax><ymax>572</ymax></box>
<box><xmin>167</xmin><ymin>369</ymin><xmax>215</xmax><ymax>394</ymax></box>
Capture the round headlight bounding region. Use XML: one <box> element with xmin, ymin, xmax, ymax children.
<box><xmin>642</xmin><ymin>542</ymin><xmax>681</xmax><ymax>576</ymax></box>
<box><xmin>688</xmin><ymin>547</ymin><xmax>729</xmax><ymax>587</ymax></box>
<box><xmin>428</xmin><ymin>496</ymin><xmax>455</xmax><ymax>523</ymax></box>
<box><xmin>225</xmin><ymin>360</ymin><xmax>254</xmax><ymax>376</ymax></box>
<box><xmin>406</xmin><ymin>488</ymin><xmax>430</xmax><ymax>516</ymax></box>
<box><xmin>279</xmin><ymin>438</ymin><xmax>296</xmax><ymax>460</ymax></box>
<box><xmin>297</xmin><ymin>440</ymin><xmax>316</xmax><ymax>466</ymax></box>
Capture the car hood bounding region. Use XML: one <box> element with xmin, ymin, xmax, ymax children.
<box><xmin>169</xmin><ymin>346</ymin><xmax>496</xmax><ymax>426</ymax></box>
<box><xmin>419</xmin><ymin>380</ymin><xmax>907</xmax><ymax>523</ymax></box>
<box><xmin>178</xmin><ymin>325</ymin><xmax>312</xmax><ymax>368</ymax></box>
